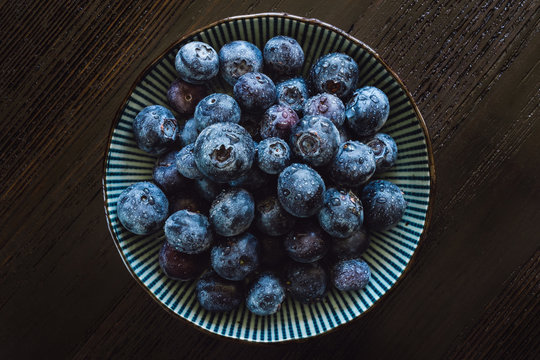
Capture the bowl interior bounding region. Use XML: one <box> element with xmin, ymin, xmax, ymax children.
<box><xmin>104</xmin><ymin>14</ymin><xmax>432</xmax><ymax>342</ymax></box>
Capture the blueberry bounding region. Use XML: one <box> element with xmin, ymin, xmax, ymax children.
<box><xmin>318</xmin><ymin>188</ymin><xmax>363</xmax><ymax>238</ymax></box>
<box><xmin>286</xmin><ymin>261</ymin><xmax>327</xmax><ymax>303</ymax></box>
<box><xmin>194</xmin><ymin>93</ymin><xmax>241</xmax><ymax>131</ymax></box>
<box><xmin>257</xmin><ymin>138</ymin><xmax>291</xmax><ymax>174</ymax></box>
<box><xmin>164</xmin><ymin>210</ymin><xmax>213</xmax><ymax>254</ymax></box>
<box><xmin>329</xmin><ymin>141</ymin><xmax>376</xmax><ymax>187</ymax></box>
<box><xmin>175</xmin><ymin>143</ymin><xmax>203</xmax><ymax>180</ymax></box>
<box><xmin>284</xmin><ymin>220</ymin><xmax>329</xmax><ymax>263</ymax></box>
<box><xmin>309</xmin><ymin>53</ymin><xmax>359</xmax><ymax>99</ymax></box>
<box><xmin>276</xmin><ymin>77</ymin><xmax>309</xmax><ymax>114</ymax></box>
<box><xmin>367</xmin><ymin>133</ymin><xmax>398</xmax><ymax>172</ymax></box>
<box><xmin>259</xmin><ymin>104</ymin><xmax>300</xmax><ymax>140</ymax></box>
<box><xmin>233</xmin><ymin>72</ymin><xmax>276</xmax><ymax>113</ymax></box>
<box><xmin>179</xmin><ymin>118</ymin><xmax>199</xmax><ymax>146</ymax></box>
<box><xmin>332</xmin><ymin>258</ymin><xmax>371</xmax><ymax>291</ymax></box>
<box><xmin>132</xmin><ymin>105</ymin><xmax>178</xmax><ymax>155</ymax></box>
<box><xmin>193</xmin><ymin>122</ymin><xmax>256</xmax><ymax>183</ymax></box>
<box><xmin>277</xmin><ymin>163</ymin><xmax>326</xmax><ymax>218</ymax></box>
<box><xmin>193</xmin><ymin>176</ymin><xmax>225</xmax><ymax>202</ymax></box>
<box><xmin>255</xmin><ymin>195</ymin><xmax>296</xmax><ymax>236</ymax></box>
<box><xmin>346</xmin><ymin>86</ymin><xmax>390</xmax><ymax>138</ymax></box>
<box><xmin>219</xmin><ymin>41</ymin><xmax>263</xmax><ymax>86</ymax></box>
<box><xmin>290</xmin><ymin>115</ymin><xmax>340</xmax><ymax>167</ymax></box>
<box><xmin>153</xmin><ymin>150</ymin><xmax>185</xmax><ymax>194</ymax></box>
<box><xmin>169</xmin><ymin>190</ymin><xmax>208</xmax><ymax>214</ymax></box>
<box><xmin>211</xmin><ymin>232</ymin><xmax>259</xmax><ymax>281</ymax></box>
<box><xmin>263</xmin><ymin>36</ymin><xmax>304</xmax><ymax>78</ymax></box>
<box><xmin>361</xmin><ymin>180</ymin><xmax>407</xmax><ymax>231</ymax></box>
<box><xmin>303</xmin><ymin>93</ymin><xmax>346</xmax><ymax>127</ymax></box>
<box><xmin>209</xmin><ymin>188</ymin><xmax>255</xmax><ymax>237</ymax></box>
<box><xmin>258</xmin><ymin>234</ymin><xmax>287</xmax><ymax>268</ymax></box>
<box><xmin>228</xmin><ymin>166</ymin><xmax>271</xmax><ymax>192</ymax></box>
<box><xmin>117</xmin><ymin>182</ymin><xmax>169</xmax><ymax>235</ymax></box>
<box><xmin>196</xmin><ymin>270</ymin><xmax>243</xmax><ymax>312</ymax></box>
<box><xmin>167</xmin><ymin>78</ymin><xmax>208</xmax><ymax>115</ymax></box>
<box><xmin>331</xmin><ymin>226</ymin><xmax>370</xmax><ymax>260</ymax></box>
<box><xmin>159</xmin><ymin>241</ymin><xmax>208</xmax><ymax>281</ymax></box>
<box><xmin>175</xmin><ymin>41</ymin><xmax>219</xmax><ymax>84</ymax></box>
<box><xmin>246</xmin><ymin>272</ymin><xmax>285</xmax><ymax>315</ymax></box>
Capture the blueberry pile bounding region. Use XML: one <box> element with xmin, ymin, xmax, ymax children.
<box><xmin>117</xmin><ymin>36</ymin><xmax>408</xmax><ymax>315</ymax></box>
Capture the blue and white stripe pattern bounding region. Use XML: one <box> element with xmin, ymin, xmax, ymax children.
<box><xmin>104</xmin><ymin>14</ymin><xmax>433</xmax><ymax>342</ymax></box>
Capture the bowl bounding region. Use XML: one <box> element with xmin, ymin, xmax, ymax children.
<box><xmin>102</xmin><ymin>13</ymin><xmax>435</xmax><ymax>342</ymax></box>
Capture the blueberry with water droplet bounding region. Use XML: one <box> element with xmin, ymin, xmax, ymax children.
<box><xmin>284</xmin><ymin>219</ymin><xmax>329</xmax><ymax>263</ymax></box>
<box><xmin>194</xmin><ymin>93</ymin><xmax>241</xmax><ymax>131</ymax></box>
<box><xmin>260</xmin><ymin>104</ymin><xmax>300</xmax><ymax>140</ymax></box>
<box><xmin>290</xmin><ymin>115</ymin><xmax>340</xmax><ymax>167</ymax></box>
<box><xmin>275</xmin><ymin>77</ymin><xmax>309</xmax><ymax>114</ymax></box>
<box><xmin>346</xmin><ymin>86</ymin><xmax>390</xmax><ymax>138</ymax></box>
<box><xmin>219</xmin><ymin>41</ymin><xmax>263</xmax><ymax>86</ymax></box>
<box><xmin>257</xmin><ymin>137</ymin><xmax>291</xmax><ymax>174</ymax></box>
<box><xmin>117</xmin><ymin>181</ymin><xmax>169</xmax><ymax>235</ymax></box>
<box><xmin>153</xmin><ymin>150</ymin><xmax>185</xmax><ymax>194</ymax></box>
<box><xmin>211</xmin><ymin>232</ymin><xmax>259</xmax><ymax>281</ymax></box>
<box><xmin>361</xmin><ymin>180</ymin><xmax>407</xmax><ymax>231</ymax></box>
<box><xmin>234</xmin><ymin>72</ymin><xmax>276</xmax><ymax>113</ymax></box>
<box><xmin>196</xmin><ymin>270</ymin><xmax>244</xmax><ymax>311</ymax></box>
<box><xmin>303</xmin><ymin>93</ymin><xmax>346</xmax><ymax>127</ymax></box>
<box><xmin>246</xmin><ymin>272</ymin><xmax>285</xmax><ymax>315</ymax></box>
<box><xmin>277</xmin><ymin>163</ymin><xmax>326</xmax><ymax>218</ymax></box>
<box><xmin>318</xmin><ymin>188</ymin><xmax>363</xmax><ymax>238</ymax></box>
<box><xmin>164</xmin><ymin>210</ymin><xmax>213</xmax><ymax>254</ymax></box>
<box><xmin>175</xmin><ymin>41</ymin><xmax>219</xmax><ymax>84</ymax></box>
<box><xmin>331</xmin><ymin>258</ymin><xmax>371</xmax><ymax>291</ymax></box>
<box><xmin>255</xmin><ymin>195</ymin><xmax>296</xmax><ymax>236</ymax></box>
<box><xmin>329</xmin><ymin>140</ymin><xmax>376</xmax><ymax>187</ymax></box>
<box><xmin>286</xmin><ymin>261</ymin><xmax>327</xmax><ymax>303</ymax></box>
<box><xmin>263</xmin><ymin>36</ymin><xmax>304</xmax><ymax>79</ymax></box>
<box><xmin>133</xmin><ymin>105</ymin><xmax>178</xmax><ymax>155</ymax></box>
<box><xmin>209</xmin><ymin>188</ymin><xmax>255</xmax><ymax>237</ymax></box>
<box><xmin>309</xmin><ymin>53</ymin><xmax>359</xmax><ymax>99</ymax></box>
<box><xmin>367</xmin><ymin>133</ymin><xmax>398</xmax><ymax>172</ymax></box>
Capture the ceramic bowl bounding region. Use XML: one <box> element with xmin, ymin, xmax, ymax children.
<box><xmin>103</xmin><ymin>13</ymin><xmax>435</xmax><ymax>342</ymax></box>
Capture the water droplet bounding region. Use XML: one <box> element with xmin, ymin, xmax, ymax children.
<box><xmin>331</xmin><ymin>198</ymin><xmax>341</xmax><ymax>206</ymax></box>
<box><xmin>282</xmin><ymin>189</ymin><xmax>290</xmax><ymax>196</ymax></box>
<box><xmin>370</xmin><ymin>95</ymin><xmax>379</xmax><ymax>103</ymax></box>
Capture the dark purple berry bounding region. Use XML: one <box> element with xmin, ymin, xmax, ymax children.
<box><xmin>260</xmin><ymin>104</ymin><xmax>300</xmax><ymax>140</ymax></box>
<box><xmin>303</xmin><ymin>93</ymin><xmax>345</xmax><ymax>127</ymax></box>
<box><xmin>286</xmin><ymin>261</ymin><xmax>327</xmax><ymax>303</ymax></box>
<box><xmin>153</xmin><ymin>150</ymin><xmax>185</xmax><ymax>194</ymax></box>
<box><xmin>167</xmin><ymin>78</ymin><xmax>208</xmax><ymax>115</ymax></box>
<box><xmin>255</xmin><ymin>195</ymin><xmax>296</xmax><ymax>236</ymax></box>
<box><xmin>331</xmin><ymin>258</ymin><xmax>371</xmax><ymax>291</ymax></box>
<box><xmin>196</xmin><ymin>270</ymin><xmax>243</xmax><ymax>312</ymax></box>
<box><xmin>284</xmin><ymin>220</ymin><xmax>329</xmax><ymax>263</ymax></box>
<box><xmin>159</xmin><ymin>241</ymin><xmax>208</xmax><ymax>281</ymax></box>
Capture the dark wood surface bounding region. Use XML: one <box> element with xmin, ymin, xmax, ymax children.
<box><xmin>0</xmin><ymin>1</ymin><xmax>538</xmax><ymax>359</ymax></box>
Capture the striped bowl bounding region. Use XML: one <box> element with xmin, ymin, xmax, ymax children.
<box><xmin>103</xmin><ymin>13</ymin><xmax>435</xmax><ymax>342</ymax></box>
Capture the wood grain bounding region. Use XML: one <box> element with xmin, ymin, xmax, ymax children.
<box><xmin>0</xmin><ymin>0</ymin><xmax>538</xmax><ymax>359</ymax></box>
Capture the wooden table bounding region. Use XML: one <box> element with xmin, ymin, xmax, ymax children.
<box><xmin>1</xmin><ymin>1</ymin><xmax>538</xmax><ymax>359</ymax></box>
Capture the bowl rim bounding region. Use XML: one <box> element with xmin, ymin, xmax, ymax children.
<box><xmin>101</xmin><ymin>12</ymin><xmax>436</xmax><ymax>344</ymax></box>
